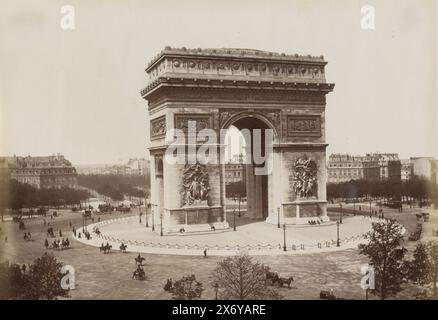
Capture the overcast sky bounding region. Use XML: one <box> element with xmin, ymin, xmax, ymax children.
<box><xmin>0</xmin><ymin>0</ymin><xmax>436</xmax><ymax>164</ymax></box>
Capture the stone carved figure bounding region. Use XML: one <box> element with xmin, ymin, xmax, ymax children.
<box><xmin>292</xmin><ymin>157</ymin><xmax>317</xmax><ymax>198</ymax></box>
<box><xmin>182</xmin><ymin>162</ymin><xmax>210</xmax><ymax>206</ymax></box>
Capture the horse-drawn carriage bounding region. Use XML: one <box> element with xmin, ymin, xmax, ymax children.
<box><xmin>47</xmin><ymin>227</ymin><xmax>55</xmax><ymax>238</ymax></box>
<box><xmin>266</xmin><ymin>271</ymin><xmax>294</xmax><ymax>287</ymax></box>
<box><xmin>48</xmin><ymin>238</ymin><xmax>70</xmax><ymax>250</ymax></box>
<box><xmin>132</xmin><ymin>265</ymin><xmax>146</xmax><ymax>281</ymax></box>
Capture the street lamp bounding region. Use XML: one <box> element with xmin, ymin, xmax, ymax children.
<box><xmin>138</xmin><ymin>206</ymin><xmax>142</xmax><ymax>224</ymax></box>
<box><xmin>336</xmin><ymin>221</ymin><xmax>340</xmax><ymax>247</ymax></box>
<box><xmin>339</xmin><ymin>203</ymin><xmax>343</xmax><ymax>224</ymax></box>
<box><xmin>277</xmin><ymin>207</ymin><xmax>280</xmax><ymax>228</ymax></box>
<box><xmin>238</xmin><ymin>194</ymin><xmax>241</xmax><ymax>218</ymax></box>
<box><xmin>212</xmin><ymin>282</ymin><xmax>219</xmax><ymax>300</ymax></box>
<box><xmin>160</xmin><ymin>213</ymin><xmax>163</xmax><ymax>236</ymax></box>
<box><xmin>152</xmin><ymin>208</ymin><xmax>155</xmax><ymax>231</ymax></box>
<box><xmin>369</xmin><ymin>199</ymin><xmax>372</xmax><ymax>218</ymax></box>
<box><xmin>283</xmin><ymin>224</ymin><xmax>287</xmax><ymax>252</ymax></box>
<box><xmin>233</xmin><ymin>209</ymin><xmax>236</xmax><ymax>231</ymax></box>
<box><xmin>145</xmin><ymin>199</ymin><xmax>149</xmax><ymax>228</ymax></box>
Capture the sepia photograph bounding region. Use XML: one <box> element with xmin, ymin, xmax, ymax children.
<box><xmin>0</xmin><ymin>0</ymin><xmax>437</xmax><ymax>310</ymax></box>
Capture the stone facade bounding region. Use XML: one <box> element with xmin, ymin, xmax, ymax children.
<box><xmin>142</xmin><ymin>47</ymin><xmax>335</xmax><ymax>230</ymax></box>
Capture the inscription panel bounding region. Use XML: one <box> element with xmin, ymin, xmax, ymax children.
<box><xmin>287</xmin><ymin>115</ymin><xmax>321</xmax><ymax>137</ymax></box>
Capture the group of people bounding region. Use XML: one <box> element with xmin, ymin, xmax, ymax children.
<box><xmin>23</xmin><ymin>232</ymin><xmax>32</xmax><ymax>241</ymax></box>
<box><xmin>370</xmin><ymin>208</ymin><xmax>385</xmax><ymax>219</ymax></box>
<box><xmin>44</xmin><ymin>237</ymin><xmax>70</xmax><ymax>250</ymax></box>
<box><xmin>308</xmin><ymin>219</ymin><xmax>324</xmax><ymax>225</ymax></box>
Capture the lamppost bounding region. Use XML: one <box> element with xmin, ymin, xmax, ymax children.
<box><xmin>339</xmin><ymin>203</ymin><xmax>343</xmax><ymax>224</ymax></box>
<box><xmin>336</xmin><ymin>221</ymin><xmax>340</xmax><ymax>247</ymax></box>
<box><xmin>283</xmin><ymin>224</ymin><xmax>287</xmax><ymax>252</ymax></box>
<box><xmin>233</xmin><ymin>209</ymin><xmax>236</xmax><ymax>231</ymax></box>
<box><xmin>238</xmin><ymin>194</ymin><xmax>241</xmax><ymax>218</ymax></box>
<box><xmin>138</xmin><ymin>205</ymin><xmax>142</xmax><ymax>224</ymax></box>
<box><xmin>145</xmin><ymin>197</ymin><xmax>149</xmax><ymax>228</ymax></box>
<box><xmin>212</xmin><ymin>282</ymin><xmax>219</xmax><ymax>300</ymax></box>
<box><xmin>152</xmin><ymin>207</ymin><xmax>155</xmax><ymax>231</ymax></box>
<box><xmin>369</xmin><ymin>199</ymin><xmax>372</xmax><ymax>217</ymax></box>
<box><xmin>82</xmin><ymin>212</ymin><xmax>85</xmax><ymax>233</ymax></box>
<box><xmin>277</xmin><ymin>207</ymin><xmax>280</xmax><ymax>228</ymax></box>
<box><xmin>160</xmin><ymin>213</ymin><xmax>163</xmax><ymax>236</ymax></box>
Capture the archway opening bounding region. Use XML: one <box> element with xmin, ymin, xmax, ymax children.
<box><xmin>223</xmin><ymin>116</ymin><xmax>273</xmax><ymax>221</ymax></box>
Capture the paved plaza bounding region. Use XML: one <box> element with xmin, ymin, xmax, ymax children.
<box><xmin>0</xmin><ymin>206</ymin><xmax>431</xmax><ymax>299</ymax></box>
<box><xmin>79</xmin><ymin>215</ymin><xmax>374</xmax><ymax>255</ymax></box>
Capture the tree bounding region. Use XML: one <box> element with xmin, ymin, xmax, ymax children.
<box><xmin>407</xmin><ymin>242</ymin><xmax>429</xmax><ymax>286</ymax></box>
<box><xmin>0</xmin><ymin>261</ymin><xmax>27</xmax><ymax>299</ymax></box>
<box><xmin>23</xmin><ymin>253</ymin><xmax>70</xmax><ymax>300</ymax></box>
<box><xmin>212</xmin><ymin>254</ymin><xmax>280</xmax><ymax>300</ymax></box>
<box><xmin>426</xmin><ymin>241</ymin><xmax>438</xmax><ymax>299</ymax></box>
<box><xmin>358</xmin><ymin>219</ymin><xmax>407</xmax><ymax>300</ymax></box>
<box><xmin>406</xmin><ymin>241</ymin><xmax>438</xmax><ymax>299</ymax></box>
<box><xmin>170</xmin><ymin>274</ymin><xmax>204</xmax><ymax>300</ymax></box>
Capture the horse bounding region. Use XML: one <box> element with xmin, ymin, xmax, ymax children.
<box><xmin>163</xmin><ymin>278</ymin><xmax>173</xmax><ymax>292</ymax></box>
<box><xmin>100</xmin><ymin>243</ymin><xmax>112</xmax><ymax>254</ymax></box>
<box><xmin>277</xmin><ymin>276</ymin><xmax>294</xmax><ymax>287</ymax></box>
<box><xmin>132</xmin><ymin>266</ymin><xmax>146</xmax><ymax>281</ymax></box>
<box><xmin>60</xmin><ymin>239</ymin><xmax>70</xmax><ymax>250</ymax></box>
<box><xmin>119</xmin><ymin>243</ymin><xmax>127</xmax><ymax>253</ymax></box>
<box><xmin>135</xmin><ymin>254</ymin><xmax>145</xmax><ymax>265</ymax></box>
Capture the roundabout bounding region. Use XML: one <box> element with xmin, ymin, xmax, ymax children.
<box><xmin>73</xmin><ymin>215</ymin><xmax>377</xmax><ymax>256</ymax></box>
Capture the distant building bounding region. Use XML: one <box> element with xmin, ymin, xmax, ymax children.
<box><xmin>0</xmin><ymin>154</ymin><xmax>78</xmax><ymax>189</ymax></box>
<box><xmin>410</xmin><ymin>157</ymin><xmax>438</xmax><ymax>183</ymax></box>
<box><xmin>431</xmin><ymin>160</ymin><xmax>438</xmax><ymax>184</ymax></box>
<box><xmin>225</xmin><ymin>154</ymin><xmax>245</xmax><ymax>185</ymax></box>
<box><xmin>400</xmin><ymin>159</ymin><xmax>413</xmax><ymax>181</ymax></box>
<box><xmin>75</xmin><ymin>158</ymin><xmax>150</xmax><ymax>176</ymax></box>
<box><xmin>328</xmin><ymin>152</ymin><xmax>401</xmax><ymax>183</ymax></box>
<box><xmin>362</xmin><ymin>160</ymin><xmax>380</xmax><ymax>181</ymax></box>
<box><xmin>126</xmin><ymin>158</ymin><xmax>149</xmax><ymax>175</ymax></box>
<box><xmin>327</xmin><ymin>154</ymin><xmax>365</xmax><ymax>183</ymax></box>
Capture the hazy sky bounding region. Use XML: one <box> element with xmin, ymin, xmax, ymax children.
<box><xmin>0</xmin><ymin>0</ymin><xmax>436</xmax><ymax>164</ymax></box>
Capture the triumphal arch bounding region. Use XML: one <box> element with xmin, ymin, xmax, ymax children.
<box><xmin>141</xmin><ymin>47</ymin><xmax>335</xmax><ymax>233</ymax></box>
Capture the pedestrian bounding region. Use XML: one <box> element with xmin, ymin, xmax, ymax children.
<box><xmin>44</xmin><ymin>238</ymin><xmax>49</xmax><ymax>249</ymax></box>
<box><xmin>59</xmin><ymin>230</ymin><xmax>62</xmax><ymax>237</ymax></box>
<box><xmin>203</xmin><ymin>248</ymin><xmax>207</xmax><ymax>258</ymax></box>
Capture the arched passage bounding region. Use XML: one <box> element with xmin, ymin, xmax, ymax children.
<box><xmin>223</xmin><ymin>115</ymin><xmax>275</xmax><ymax>220</ymax></box>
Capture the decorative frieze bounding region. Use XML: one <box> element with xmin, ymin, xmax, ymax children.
<box><xmin>150</xmin><ymin>116</ymin><xmax>166</xmax><ymax>140</ymax></box>
<box><xmin>174</xmin><ymin>114</ymin><xmax>212</xmax><ymax>132</ymax></box>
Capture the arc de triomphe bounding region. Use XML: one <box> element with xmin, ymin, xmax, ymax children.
<box><xmin>141</xmin><ymin>47</ymin><xmax>335</xmax><ymax>234</ymax></box>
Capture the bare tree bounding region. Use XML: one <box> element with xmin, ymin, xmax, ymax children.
<box><xmin>212</xmin><ymin>254</ymin><xmax>280</xmax><ymax>300</ymax></box>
